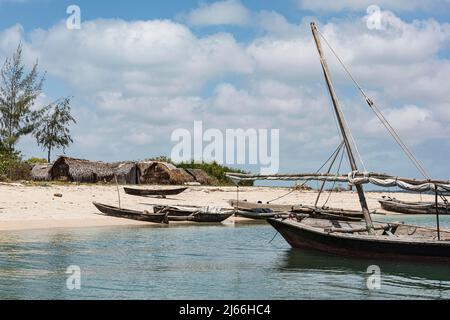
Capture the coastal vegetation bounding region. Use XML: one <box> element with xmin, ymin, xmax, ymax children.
<box><xmin>0</xmin><ymin>43</ymin><xmax>75</xmax><ymax>178</ymax></box>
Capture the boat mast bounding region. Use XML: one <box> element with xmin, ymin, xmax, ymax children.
<box><xmin>310</xmin><ymin>22</ymin><xmax>374</xmax><ymax>231</ymax></box>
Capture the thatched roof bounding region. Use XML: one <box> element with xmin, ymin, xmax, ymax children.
<box><xmin>138</xmin><ymin>161</ymin><xmax>194</xmax><ymax>185</ymax></box>
<box><xmin>185</xmin><ymin>168</ymin><xmax>217</xmax><ymax>185</ymax></box>
<box><xmin>31</xmin><ymin>164</ymin><xmax>52</xmax><ymax>181</ymax></box>
<box><xmin>110</xmin><ymin>161</ymin><xmax>138</xmax><ymax>184</ymax></box>
<box><xmin>51</xmin><ymin>156</ymin><xmax>114</xmax><ymax>183</ymax></box>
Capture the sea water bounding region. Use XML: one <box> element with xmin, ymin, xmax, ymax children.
<box><xmin>0</xmin><ymin>215</ymin><xmax>449</xmax><ymax>300</ymax></box>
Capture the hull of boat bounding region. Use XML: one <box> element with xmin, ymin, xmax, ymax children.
<box><xmin>93</xmin><ymin>202</ymin><xmax>168</xmax><ymax>224</ymax></box>
<box><xmin>167</xmin><ymin>213</ymin><xmax>232</xmax><ymax>223</ymax></box>
<box><xmin>235</xmin><ymin>211</ymin><xmax>278</xmax><ymax>220</ymax></box>
<box><xmin>267</xmin><ymin>218</ymin><xmax>450</xmax><ymax>262</ymax></box>
<box><xmin>154</xmin><ymin>205</ymin><xmax>233</xmax><ymax>222</ymax></box>
<box><xmin>123</xmin><ymin>187</ymin><xmax>188</xmax><ymax>197</ymax></box>
<box><xmin>229</xmin><ymin>200</ymin><xmax>364</xmax><ymax>220</ymax></box>
<box><xmin>379</xmin><ymin>199</ymin><xmax>450</xmax><ymax>215</ymax></box>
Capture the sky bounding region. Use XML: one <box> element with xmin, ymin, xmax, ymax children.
<box><xmin>0</xmin><ymin>0</ymin><xmax>449</xmax><ymax>180</ymax></box>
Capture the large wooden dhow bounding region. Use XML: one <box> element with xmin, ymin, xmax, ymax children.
<box><xmin>227</xmin><ymin>22</ymin><xmax>450</xmax><ymax>262</ymax></box>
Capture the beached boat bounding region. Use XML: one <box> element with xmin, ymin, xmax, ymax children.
<box><xmin>379</xmin><ymin>197</ymin><xmax>450</xmax><ymax>215</ymax></box>
<box><xmin>93</xmin><ymin>202</ymin><xmax>168</xmax><ymax>224</ymax></box>
<box><xmin>235</xmin><ymin>210</ymin><xmax>288</xmax><ymax>220</ymax></box>
<box><xmin>123</xmin><ymin>186</ymin><xmax>188</xmax><ymax>197</ymax></box>
<box><xmin>226</xmin><ymin>22</ymin><xmax>450</xmax><ymax>262</ymax></box>
<box><xmin>229</xmin><ymin>200</ymin><xmax>364</xmax><ymax>220</ymax></box>
<box><xmin>153</xmin><ymin>205</ymin><xmax>233</xmax><ymax>223</ymax></box>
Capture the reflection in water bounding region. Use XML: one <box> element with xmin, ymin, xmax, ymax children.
<box><xmin>0</xmin><ymin>223</ymin><xmax>449</xmax><ymax>299</ymax></box>
<box><xmin>279</xmin><ymin>248</ymin><xmax>450</xmax><ymax>299</ymax></box>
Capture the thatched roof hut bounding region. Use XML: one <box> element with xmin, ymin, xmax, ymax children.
<box><xmin>110</xmin><ymin>161</ymin><xmax>138</xmax><ymax>184</ymax></box>
<box><xmin>51</xmin><ymin>156</ymin><xmax>114</xmax><ymax>183</ymax></box>
<box><xmin>137</xmin><ymin>161</ymin><xmax>194</xmax><ymax>185</ymax></box>
<box><xmin>31</xmin><ymin>164</ymin><xmax>52</xmax><ymax>181</ymax></box>
<box><xmin>185</xmin><ymin>168</ymin><xmax>217</xmax><ymax>185</ymax></box>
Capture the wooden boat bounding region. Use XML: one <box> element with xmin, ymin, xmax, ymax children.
<box><xmin>228</xmin><ymin>22</ymin><xmax>450</xmax><ymax>262</ymax></box>
<box><xmin>229</xmin><ymin>200</ymin><xmax>364</xmax><ymax>221</ymax></box>
<box><xmin>153</xmin><ymin>205</ymin><xmax>233</xmax><ymax>223</ymax></box>
<box><xmin>93</xmin><ymin>202</ymin><xmax>168</xmax><ymax>224</ymax></box>
<box><xmin>268</xmin><ymin>216</ymin><xmax>450</xmax><ymax>261</ymax></box>
<box><xmin>123</xmin><ymin>187</ymin><xmax>188</xmax><ymax>197</ymax></box>
<box><xmin>379</xmin><ymin>197</ymin><xmax>450</xmax><ymax>215</ymax></box>
<box><xmin>229</xmin><ymin>200</ymin><xmax>295</xmax><ymax>212</ymax></box>
<box><xmin>235</xmin><ymin>210</ymin><xmax>287</xmax><ymax>220</ymax></box>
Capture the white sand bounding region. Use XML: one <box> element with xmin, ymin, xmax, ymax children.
<box><xmin>0</xmin><ymin>183</ymin><xmax>434</xmax><ymax>232</ymax></box>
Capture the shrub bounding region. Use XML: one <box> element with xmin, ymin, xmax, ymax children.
<box><xmin>25</xmin><ymin>157</ymin><xmax>48</xmax><ymax>165</ymax></box>
<box><xmin>0</xmin><ymin>149</ymin><xmax>21</xmax><ymax>176</ymax></box>
<box><xmin>176</xmin><ymin>160</ymin><xmax>253</xmax><ymax>186</ymax></box>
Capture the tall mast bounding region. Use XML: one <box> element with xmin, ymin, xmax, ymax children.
<box><xmin>310</xmin><ymin>22</ymin><xmax>374</xmax><ymax>231</ymax></box>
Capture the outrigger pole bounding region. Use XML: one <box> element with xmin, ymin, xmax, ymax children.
<box><xmin>310</xmin><ymin>22</ymin><xmax>374</xmax><ymax>232</ymax></box>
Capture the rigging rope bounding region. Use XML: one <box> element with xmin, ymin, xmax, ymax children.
<box><xmin>267</xmin><ymin>141</ymin><xmax>344</xmax><ymax>203</ymax></box>
<box><xmin>322</xmin><ymin>145</ymin><xmax>345</xmax><ymax>207</ymax></box>
<box><xmin>317</xmin><ymin>29</ymin><xmax>430</xmax><ymax>179</ymax></box>
<box><xmin>314</xmin><ymin>142</ymin><xmax>344</xmax><ymax>206</ymax></box>
<box><xmin>321</xmin><ymin>56</ymin><xmax>367</xmax><ymax>172</ymax></box>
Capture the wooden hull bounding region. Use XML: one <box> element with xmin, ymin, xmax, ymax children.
<box><xmin>93</xmin><ymin>202</ymin><xmax>168</xmax><ymax>224</ymax></box>
<box><xmin>229</xmin><ymin>200</ymin><xmax>363</xmax><ymax>221</ymax></box>
<box><xmin>123</xmin><ymin>187</ymin><xmax>188</xmax><ymax>197</ymax></box>
<box><xmin>268</xmin><ymin>218</ymin><xmax>450</xmax><ymax>262</ymax></box>
<box><xmin>153</xmin><ymin>205</ymin><xmax>233</xmax><ymax>223</ymax></box>
<box><xmin>379</xmin><ymin>198</ymin><xmax>450</xmax><ymax>215</ymax></box>
<box><xmin>235</xmin><ymin>211</ymin><xmax>280</xmax><ymax>220</ymax></box>
<box><xmin>229</xmin><ymin>200</ymin><xmax>294</xmax><ymax>212</ymax></box>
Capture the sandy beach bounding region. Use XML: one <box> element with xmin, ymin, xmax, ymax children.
<box><xmin>0</xmin><ymin>182</ymin><xmax>436</xmax><ymax>232</ymax></box>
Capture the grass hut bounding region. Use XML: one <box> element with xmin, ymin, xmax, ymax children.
<box><xmin>137</xmin><ymin>161</ymin><xmax>194</xmax><ymax>185</ymax></box>
<box><xmin>51</xmin><ymin>156</ymin><xmax>114</xmax><ymax>183</ymax></box>
<box><xmin>185</xmin><ymin>168</ymin><xmax>217</xmax><ymax>185</ymax></box>
<box><xmin>31</xmin><ymin>164</ymin><xmax>52</xmax><ymax>181</ymax></box>
<box><xmin>110</xmin><ymin>162</ymin><xmax>138</xmax><ymax>184</ymax></box>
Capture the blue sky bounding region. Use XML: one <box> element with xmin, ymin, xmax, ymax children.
<box><xmin>0</xmin><ymin>0</ymin><xmax>450</xmax><ymax>180</ymax></box>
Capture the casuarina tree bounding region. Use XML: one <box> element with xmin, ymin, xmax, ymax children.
<box><xmin>0</xmin><ymin>43</ymin><xmax>45</xmax><ymax>153</ymax></box>
<box><xmin>34</xmin><ymin>98</ymin><xmax>76</xmax><ymax>162</ymax></box>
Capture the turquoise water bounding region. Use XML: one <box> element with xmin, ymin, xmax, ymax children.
<box><xmin>0</xmin><ymin>215</ymin><xmax>449</xmax><ymax>300</ymax></box>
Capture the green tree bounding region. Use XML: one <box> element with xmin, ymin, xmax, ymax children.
<box><xmin>0</xmin><ymin>43</ymin><xmax>45</xmax><ymax>152</ymax></box>
<box><xmin>34</xmin><ymin>98</ymin><xmax>76</xmax><ymax>162</ymax></box>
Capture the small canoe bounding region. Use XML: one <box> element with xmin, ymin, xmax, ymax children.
<box><xmin>229</xmin><ymin>200</ymin><xmax>294</xmax><ymax>212</ymax></box>
<box><xmin>379</xmin><ymin>197</ymin><xmax>450</xmax><ymax>215</ymax></box>
<box><xmin>153</xmin><ymin>205</ymin><xmax>233</xmax><ymax>223</ymax></box>
<box><xmin>123</xmin><ymin>187</ymin><xmax>188</xmax><ymax>197</ymax></box>
<box><xmin>236</xmin><ymin>210</ymin><xmax>284</xmax><ymax>220</ymax></box>
<box><xmin>93</xmin><ymin>202</ymin><xmax>168</xmax><ymax>224</ymax></box>
<box><xmin>229</xmin><ymin>200</ymin><xmax>364</xmax><ymax>220</ymax></box>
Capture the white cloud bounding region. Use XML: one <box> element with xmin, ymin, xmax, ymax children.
<box><xmin>26</xmin><ymin>19</ymin><xmax>252</xmax><ymax>97</ymax></box>
<box><xmin>364</xmin><ymin>105</ymin><xmax>448</xmax><ymax>144</ymax></box>
<box><xmin>296</xmin><ymin>0</ymin><xmax>450</xmax><ymax>12</ymax></box>
<box><xmin>183</xmin><ymin>0</ymin><xmax>251</xmax><ymax>26</ymax></box>
<box><xmin>3</xmin><ymin>10</ymin><xmax>450</xmax><ymax>176</ymax></box>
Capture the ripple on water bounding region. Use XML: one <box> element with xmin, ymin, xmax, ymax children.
<box><xmin>0</xmin><ymin>220</ymin><xmax>449</xmax><ymax>299</ymax></box>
